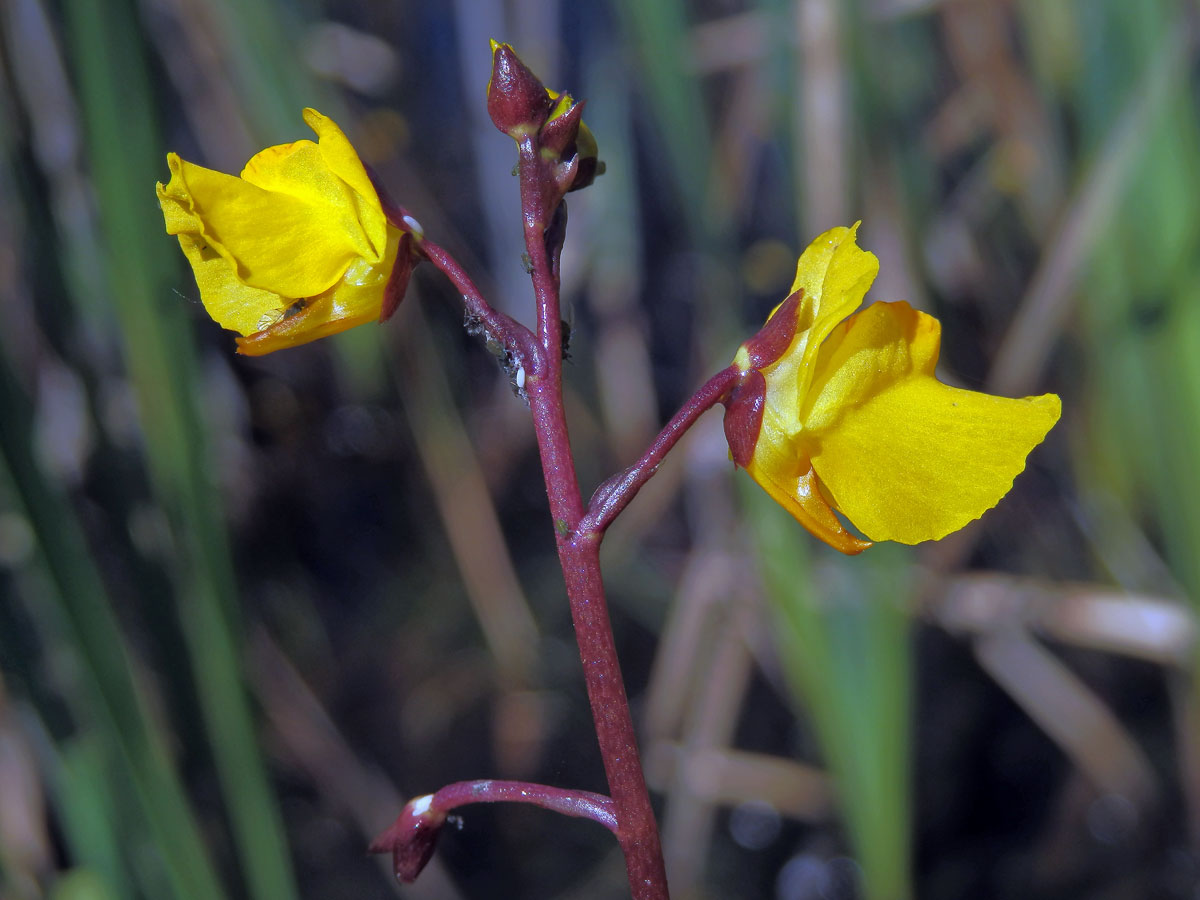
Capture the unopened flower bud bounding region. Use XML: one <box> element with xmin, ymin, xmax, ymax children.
<box><xmin>369</xmin><ymin>794</ymin><xmax>447</xmax><ymax>883</ymax></box>
<box><xmin>487</xmin><ymin>41</ymin><xmax>551</xmax><ymax>138</ymax></box>
<box><xmin>539</xmin><ymin>94</ymin><xmax>584</xmax><ymax>157</ymax></box>
<box><xmin>542</xmin><ymin>91</ymin><xmax>602</xmax><ymax>192</ymax></box>
<box><xmin>566</xmin><ymin>120</ymin><xmax>602</xmax><ymax>192</ymax></box>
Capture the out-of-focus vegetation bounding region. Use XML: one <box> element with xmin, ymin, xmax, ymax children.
<box><xmin>0</xmin><ymin>1</ymin><xmax>1197</xmax><ymax>898</ymax></box>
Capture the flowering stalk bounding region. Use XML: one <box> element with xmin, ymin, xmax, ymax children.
<box><xmin>382</xmin><ymin>138</ymin><xmax>678</xmax><ymax>892</ymax></box>
<box><xmin>157</xmin><ymin>39</ymin><xmax>1059</xmax><ymax>900</ymax></box>
<box><xmin>514</xmin><ymin>114</ymin><xmax>672</xmax><ymax>900</ymax></box>
<box><xmin>368</xmin><ymin>44</ymin><xmax>682</xmax><ymax>898</ymax></box>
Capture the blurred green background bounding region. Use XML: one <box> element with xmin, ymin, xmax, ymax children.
<box><xmin>1</xmin><ymin>0</ymin><xmax>1197</xmax><ymax>898</ymax></box>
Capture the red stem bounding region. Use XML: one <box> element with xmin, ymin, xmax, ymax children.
<box><xmin>516</xmin><ymin>138</ymin><xmax>670</xmax><ymax>899</ymax></box>
<box><xmin>377</xmin><ymin>196</ymin><xmax>538</xmax><ymax>367</ymax></box>
<box><xmin>426</xmin><ymin>780</ymin><xmax>617</xmax><ymax>831</ymax></box>
<box><xmin>418</xmin><ymin>236</ymin><xmax>537</xmax><ymax>363</ymax></box>
<box><xmin>581</xmin><ymin>366</ymin><xmax>740</xmax><ymax>537</ymax></box>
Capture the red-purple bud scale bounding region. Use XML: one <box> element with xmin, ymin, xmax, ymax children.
<box><xmin>742</xmin><ymin>290</ymin><xmax>803</xmax><ymax>370</ymax></box>
<box><xmin>379</xmin><ymin>232</ymin><xmax>418</xmax><ymax>323</ymax></box>
<box><xmin>540</xmin><ymin>99</ymin><xmax>585</xmax><ymax>157</ymax></box>
<box><xmin>723</xmin><ymin>370</ymin><xmax>767</xmax><ymax>468</ymax></box>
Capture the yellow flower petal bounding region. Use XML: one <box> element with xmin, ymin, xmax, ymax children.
<box><xmin>303</xmin><ymin>108</ymin><xmax>387</xmax><ymax>237</ymax></box>
<box><xmin>234</xmin><ymin>295</ymin><xmax>370</xmax><ymax>356</ymax></box>
<box><xmin>788</xmin><ymin>222</ymin><xmax>879</xmax><ymax>334</ymax></box>
<box><xmin>800</xmin><ymin>297</ymin><xmax>941</xmax><ymax>434</ymax></box>
<box><xmin>239</xmin><ymin>109</ymin><xmax>388</xmax><ymax>262</ymax></box>
<box><xmin>746</xmin><ymin>411</ymin><xmax>872</xmax><ymax>554</ymax></box>
<box><xmin>158</xmin><ymin>153</ymin><xmax>363</xmax><ymax>298</ymax></box>
<box><xmin>157</xmin><ymin>109</ymin><xmax>412</xmax><ymax>353</ymax></box>
<box><xmin>759</xmin><ymin>224</ymin><xmax>880</xmax><ymax>430</ymax></box>
<box><xmin>237</xmin><ymin>225</ymin><xmax>404</xmax><ymax>355</ymax></box>
<box><xmin>803</xmin><ymin>300</ymin><xmax>1061</xmax><ymax>544</ymax></box>
<box><xmin>173</xmin><ymin>231</ymin><xmax>287</xmax><ymax>336</ymax></box>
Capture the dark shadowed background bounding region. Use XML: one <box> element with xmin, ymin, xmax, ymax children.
<box><xmin>1</xmin><ymin>1</ymin><xmax>1198</xmax><ymax>898</ymax></box>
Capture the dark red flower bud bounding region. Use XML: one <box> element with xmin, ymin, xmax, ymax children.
<box><xmin>368</xmin><ymin>795</ymin><xmax>447</xmax><ymax>883</ymax></box>
<box><xmin>539</xmin><ymin>97</ymin><xmax>585</xmax><ymax>157</ymax></box>
<box><xmin>487</xmin><ymin>41</ymin><xmax>551</xmax><ymax>138</ymax></box>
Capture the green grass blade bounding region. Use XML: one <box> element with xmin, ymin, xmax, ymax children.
<box><xmin>0</xmin><ymin>353</ymin><xmax>223</xmax><ymax>900</ymax></box>
<box><xmin>612</xmin><ymin>0</ymin><xmax>712</xmax><ymax>215</ymax></box>
<box><xmin>746</xmin><ymin>483</ymin><xmax>912</xmax><ymax>900</ymax></box>
<box><xmin>50</xmin><ymin>869</ymin><xmax>119</xmax><ymax>900</ymax></box>
<box><xmin>59</xmin><ymin>2</ymin><xmax>298</xmax><ymax>898</ymax></box>
<box><xmin>52</xmin><ymin>737</ymin><xmax>134</xmax><ymax>900</ymax></box>
<box><xmin>1062</xmin><ymin>0</ymin><xmax>1200</xmax><ymax>601</ymax></box>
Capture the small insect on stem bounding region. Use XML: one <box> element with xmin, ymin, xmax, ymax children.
<box><xmin>561</xmin><ymin>318</ymin><xmax>573</xmax><ymax>361</ymax></box>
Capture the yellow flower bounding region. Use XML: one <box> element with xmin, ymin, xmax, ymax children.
<box><xmin>157</xmin><ymin>108</ymin><xmax>411</xmax><ymax>356</ymax></box>
<box><xmin>726</xmin><ymin>224</ymin><xmax>1061</xmax><ymax>555</ymax></box>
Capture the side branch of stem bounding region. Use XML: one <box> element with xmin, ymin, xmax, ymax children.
<box><xmin>370</xmin><ymin>780</ymin><xmax>617</xmax><ymax>884</ymax></box>
<box><xmin>580</xmin><ymin>366</ymin><xmax>739</xmax><ymax>538</ymax></box>
<box><xmin>427</xmin><ymin>780</ymin><xmax>618</xmax><ymax>831</ymax></box>
<box><xmin>417</xmin><ymin>237</ymin><xmax>537</xmax><ymax>363</ymax></box>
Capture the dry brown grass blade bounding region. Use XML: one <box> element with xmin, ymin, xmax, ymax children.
<box><xmin>143</xmin><ymin>0</ymin><xmax>258</xmax><ymax>170</ymax></box>
<box><xmin>247</xmin><ymin>629</ymin><xmax>468</xmax><ymax>900</ymax></box>
<box><xmin>644</xmin><ymin>551</ymin><xmax>740</xmax><ymax>742</ymax></box>
<box><xmin>974</xmin><ymin>630</ymin><xmax>1160</xmax><ymax>807</ymax></box>
<box><xmin>797</xmin><ymin>0</ymin><xmax>850</xmax><ymax>233</ymax></box>
<box><xmin>396</xmin><ymin>304</ymin><xmax>540</xmax><ymax>694</ymax></box>
<box><xmin>656</xmin><ymin>571</ymin><xmax>755</xmax><ymax>894</ymax></box>
<box><xmin>915</xmin><ymin>25</ymin><xmax>1198</xmax><ymax>807</ymax></box>
<box><xmin>688</xmin><ymin>11</ymin><xmax>773</xmax><ymax>74</ymax></box>
<box><xmin>939</xmin><ymin>576</ymin><xmax>1195</xmax><ymax>668</ymax></box>
<box><xmin>868</xmin><ymin>0</ymin><xmax>947</xmax><ymax>21</ymax></box>
<box><xmin>937</xmin><ymin>0</ymin><xmax>1063</xmax><ymax>235</ymax></box>
<box><xmin>711</xmin><ymin>66</ymin><xmax>773</xmax><ymax>225</ymax></box>
<box><xmin>987</xmin><ymin>13</ymin><xmax>1196</xmax><ymax>397</ymax></box>
<box><xmin>0</xmin><ymin>677</ymin><xmax>51</xmax><ymax>898</ymax></box>
<box><xmin>647</xmin><ymin>744</ymin><xmax>833</xmax><ymax>823</ymax></box>
<box><xmin>643</xmin><ymin>545</ymin><xmax>834</xmax><ymax>894</ymax></box>
<box><xmin>592</xmin><ymin>317</ymin><xmax>659</xmax><ymax>465</ymax></box>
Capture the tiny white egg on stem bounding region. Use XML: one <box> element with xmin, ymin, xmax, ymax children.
<box><xmin>401</xmin><ymin>214</ymin><xmax>424</xmax><ymax>237</ymax></box>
